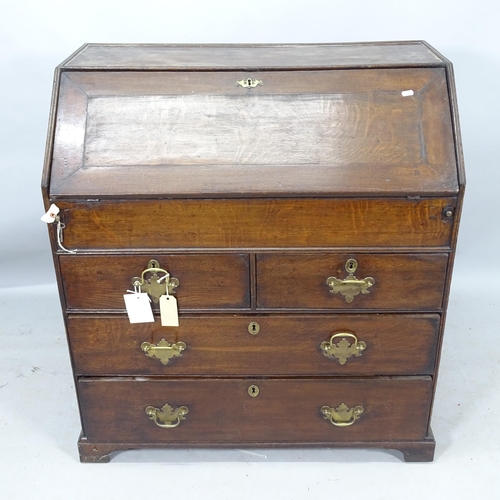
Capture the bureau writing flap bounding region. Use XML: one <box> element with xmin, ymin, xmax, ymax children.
<box><xmin>47</xmin><ymin>45</ymin><xmax>459</xmax><ymax>198</ymax></box>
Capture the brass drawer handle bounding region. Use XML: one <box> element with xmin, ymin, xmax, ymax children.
<box><xmin>320</xmin><ymin>332</ymin><xmax>366</xmax><ymax>365</ymax></box>
<box><xmin>326</xmin><ymin>259</ymin><xmax>375</xmax><ymax>303</ymax></box>
<box><xmin>141</xmin><ymin>339</ymin><xmax>186</xmax><ymax>365</ymax></box>
<box><xmin>145</xmin><ymin>403</ymin><xmax>189</xmax><ymax>428</ymax></box>
<box><xmin>321</xmin><ymin>403</ymin><xmax>364</xmax><ymax>427</ymax></box>
<box><xmin>132</xmin><ymin>259</ymin><xmax>179</xmax><ymax>303</ymax></box>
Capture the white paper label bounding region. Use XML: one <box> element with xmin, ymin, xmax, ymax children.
<box><xmin>123</xmin><ymin>293</ymin><xmax>154</xmax><ymax>323</ymax></box>
<box><xmin>160</xmin><ymin>295</ymin><xmax>179</xmax><ymax>327</ymax></box>
<box><xmin>41</xmin><ymin>203</ymin><xmax>60</xmax><ymax>223</ymax></box>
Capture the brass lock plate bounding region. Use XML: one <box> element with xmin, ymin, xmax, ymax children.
<box><xmin>132</xmin><ymin>259</ymin><xmax>179</xmax><ymax>303</ymax></box>
<box><xmin>326</xmin><ymin>258</ymin><xmax>375</xmax><ymax>303</ymax></box>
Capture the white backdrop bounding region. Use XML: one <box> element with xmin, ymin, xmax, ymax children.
<box><xmin>0</xmin><ymin>1</ymin><xmax>499</xmax><ymax>499</ymax></box>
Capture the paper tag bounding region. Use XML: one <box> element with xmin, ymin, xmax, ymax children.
<box><xmin>160</xmin><ymin>294</ymin><xmax>179</xmax><ymax>327</ymax></box>
<box><xmin>41</xmin><ymin>203</ymin><xmax>60</xmax><ymax>223</ymax></box>
<box><xmin>124</xmin><ymin>293</ymin><xmax>155</xmax><ymax>323</ymax></box>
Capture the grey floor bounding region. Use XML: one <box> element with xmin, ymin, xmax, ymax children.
<box><xmin>1</xmin><ymin>269</ymin><xmax>499</xmax><ymax>499</ymax></box>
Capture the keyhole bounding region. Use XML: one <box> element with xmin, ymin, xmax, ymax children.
<box><xmin>247</xmin><ymin>79</ymin><xmax>252</xmax><ymax>85</ymax></box>
<box><xmin>345</xmin><ymin>259</ymin><xmax>358</xmax><ymax>274</ymax></box>
<box><xmin>248</xmin><ymin>385</ymin><xmax>260</xmax><ymax>397</ymax></box>
<box><xmin>248</xmin><ymin>322</ymin><xmax>260</xmax><ymax>335</ymax></box>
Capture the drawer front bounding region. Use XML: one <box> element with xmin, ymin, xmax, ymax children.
<box><xmin>56</xmin><ymin>198</ymin><xmax>454</xmax><ymax>250</ymax></box>
<box><xmin>78</xmin><ymin>377</ymin><xmax>433</xmax><ymax>443</ymax></box>
<box><xmin>257</xmin><ymin>253</ymin><xmax>448</xmax><ymax>310</ymax></box>
<box><xmin>60</xmin><ymin>254</ymin><xmax>250</xmax><ymax>311</ymax></box>
<box><xmin>69</xmin><ymin>314</ymin><xmax>439</xmax><ymax>376</ymax></box>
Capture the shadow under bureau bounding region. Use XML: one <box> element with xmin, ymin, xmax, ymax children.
<box><xmin>42</xmin><ymin>42</ymin><xmax>464</xmax><ymax>462</ymax></box>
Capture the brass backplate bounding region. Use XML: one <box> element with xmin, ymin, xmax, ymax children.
<box><xmin>321</xmin><ymin>403</ymin><xmax>364</xmax><ymax>427</ymax></box>
<box><xmin>145</xmin><ymin>403</ymin><xmax>189</xmax><ymax>428</ymax></box>
<box><xmin>141</xmin><ymin>339</ymin><xmax>186</xmax><ymax>365</ymax></box>
<box><xmin>320</xmin><ymin>332</ymin><xmax>366</xmax><ymax>365</ymax></box>
<box><xmin>326</xmin><ymin>259</ymin><xmax>375</xmax><ymax>303</ymax></box>
<box><xmin>132</xmin><ymin>259</ymin><xmax>179</xmax><ymax>303</ymax></box>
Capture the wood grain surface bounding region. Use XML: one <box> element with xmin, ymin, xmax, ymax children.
<box><xmin>78</xmin><ymin>377</ymin><xmax>433</xmax><ymax>443</ymax></box>
<box><xmin>59</xmin><ymin>254</ymin><xmax>250</xmax><ymax>311</ymax></box>
<box><xmin>256</xmin><ymin>253</ymin><xmax>448</xmax><ymax>310</ymax></box>
<box><xmin>49</xmin><ymin>67</ymin><xmax>457</xmax><ymax>197</ymax></box>
<box><xmin>57</xmin><ymin>198</ymin><xmax>455</xmax><ymax>249</ymax></box>
<box><xmin>68</xmin><ymin>314</ymin><xmax>439</xmax><ymax>376</ymax></box>
<box><xmin>63</xmin><ymin>42</ymin><xmax>444</xmax><ymax>69</ymax></box>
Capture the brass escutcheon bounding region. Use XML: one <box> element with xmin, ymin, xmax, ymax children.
<box><xmin>141</xmin><ymin>339</ymin><xmax>186</xmax><ymax>365</ymax></box>
<box><xmin>345</xmin><ymin>258</ymin><xmax>358</xmax><ymax>273</ymax></box>
<box><xmin>248</xmin><ymin>322</ymin><xmax>260</xmax><ymax>335</ymax></box>
<box><xmin>236</xmin><ymin>78</ymin><xmax>263</xmax><ymax>88</ymax></box>
<box><xmin>326</xmin><ymin>259</ymin><xmax>375</xmax><ymax>303</ymax></box>
<box><xmin>248</xmin><ymin>385</ymin><xmax>260</xmax><ymax>397</ymax></box>
<box><xmin>132</xmin><ymin>259</ymin><xmax>179</xmax><ymax>303</ymax></box>
<box><xmin>145</xmin><ymin>403</ymin><xmax>189</xmax><ymax>428</ymax></box>
<box><xmin>320</xmin><ymin>332</ymin><xmax>366</xmax><ymax>365</ymax></box>
<box><xmin>321</xmin><ymin>403</ymin><xmax>364</xmax><ymax>427</ymax></box>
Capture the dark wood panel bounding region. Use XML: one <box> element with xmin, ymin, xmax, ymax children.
<box><xmin>78</xmin><ymin>377</ymin><xmax>433</xmax><ymax>443</ymax></box>
<box><xmin>49</xmin><ymin>67</ymin><xmax>458</xmax><ymax>198</ymax></box>
<box><xmin>77</xmin><ymin>432</ymin><xmax>436</xmax><ymax>463</ymax></box>
<box><xmin>60</xmin><ymin>254</ymin><xmax>250</xmax><ymax>310</ymax></box>
<box><xmin>64</xmin><ymin>42</ymin><xmax>443</xmax><ymax>69</ymax></box>
<box><xmin>57</xmin><ymin>198</ymin><xmax>454</xmax><ymax>249</ymax></box>
<box><xmin>68</xmin><ymin>314</ymin><xmax>439</xmax><ymax>376</ymax></box>
<box><xmin>65</xmin><ymin>68</ymin><xmax>439</xmax><ymax>97</ymax></box>
<box><xmin>257</xmin><ymin>253</ymin><xmax>448</xmax><ymax>310</ymax></box>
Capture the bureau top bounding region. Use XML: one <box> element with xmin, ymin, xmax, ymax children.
<box><xmin>44</xmin><ymin>42</ymin><xmax>463</xmax><ymax>199</ymax></box>
<box><xmin>62</xmin><ymin>42</ymin><xmax>445</xmax><ymax>70</ymax></box>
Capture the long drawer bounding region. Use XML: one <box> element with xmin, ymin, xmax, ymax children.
<box><xmin>69</xmin><ymin>314</ymin><xmax>439</xmax><ymax>376</ymax></box>
<box><xmin>55</xmin><ymin>198</ymin><xmax>454</xmax><ymax>249</ymax></box>
<box><xmin>78</xmin><ymin>377</ymin><xmax>433</xmax><ymax>443</ymax></box>
<box><xmin>257</xmin><ymin>253</ymin><xmax>449</xmax><ymax>310</ymax></box>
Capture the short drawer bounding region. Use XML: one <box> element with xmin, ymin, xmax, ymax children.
<box><xmin>78</xmin><ymin>377</ymin><xmax>433</xmax><ymax>444</ymax></box>
<box><xmin>69</xmin><ymin>314</ymin><xmax>439</xmax><ymax>376</ymax></box>
<box><xmin>257</xmin><ymin>253</ymin><xmax>448</xmax><ymax>310</ymax></box>
<box><xmin>60</xmin><ymin>254</ymin><xmax>250</xmax><ymax>311</ymax></box>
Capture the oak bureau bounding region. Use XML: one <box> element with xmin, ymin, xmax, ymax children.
<box><xmin>41</xmin><ymin>42</ymin><xmax>464</xmax><ymax>462</ymax></box>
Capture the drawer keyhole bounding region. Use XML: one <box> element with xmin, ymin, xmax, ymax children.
<box><xmin>248</xmin><ymin>385</ymin><xmax>260</xmax><ymax>397</ymax></box>
<box><xmin>345</xmin><ymin>258</ymin><xmax>358</xmax><ymax>273</ymax></box>
<box><xmin>248</xmin><ymin>322</ymin><xmax>260</xmax><ymax>335</ymax></box>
